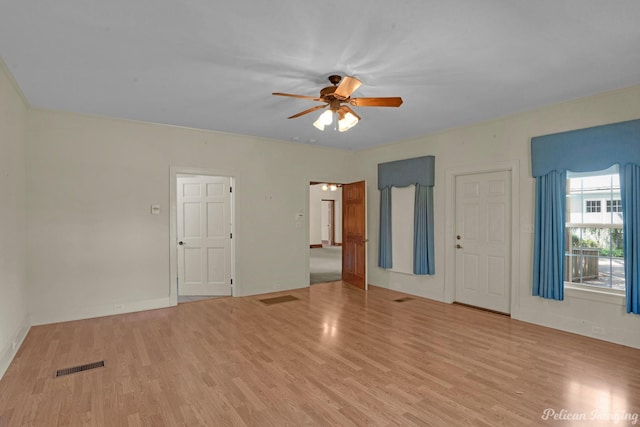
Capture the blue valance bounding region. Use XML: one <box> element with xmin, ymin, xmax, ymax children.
<box><xmin>531</xmin><ymin>118</ymin><xmax>640</xmax><ymax>177</ymax></box>
<box><xmin>378</xmin><ymin>156</ymin><xmax>435</xmax><ymax>189</ymax></box>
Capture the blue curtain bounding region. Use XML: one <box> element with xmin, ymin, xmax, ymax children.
<box><xmin>378</xmin><ymin>156</ymin><xmax>435</xmax><ymax>272</ymax></box>
<box><xmin>531</xmin><ymin>119</ymin><xmax>640</xmax><ymax>310</ymax></box>
<box><xmin>413</xmin><ymin>185</ymin><xmax>435</xmax><ymax>274</ymax></box>
<box><xmin>620</xmin><ymin>163</ymin><xmax>640</xmax><ymax>314</ymax></box>
<box><xmin>531</xmin><ymin>119</ymin><xmax>640</xmax><ymax>176</ymax></box>
<box><xmin>532</xmin><ymin>170</ymin><xmax>566</xmax><ymax>300</ymax></box>
<box><xmin>378</xmin><ymin>186</ymin><xmax>393</xmax><ymax>269</ymax></box>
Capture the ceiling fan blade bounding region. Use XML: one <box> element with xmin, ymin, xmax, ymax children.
<box><xmin>334</xmin><ymin>76</ymin><xmax>362</xmax><ymax>99</ymax></box>
<box><xmin>339</xmin><ymin>105</ymin><xmax>361</xmax><ymax>121</ymax></box>
<box><xmin>273</xmin><ymin>92</ymin><xmax>322</xmax><ymax>101</ymax></box>
<box><xmin>288</xmin><ymin>104</ymin><xmax>327</xmax><ymax>119</ymax></box>
<box><xmin>349</xmin><ymin>97</ymin><xmax>403</xmax><ymax>107</ymax></box>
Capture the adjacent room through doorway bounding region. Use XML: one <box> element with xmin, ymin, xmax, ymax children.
<box><xmin>309</xmin><ymin>182</ymin><xmax>342</xmax><ymax>284</ymax></box>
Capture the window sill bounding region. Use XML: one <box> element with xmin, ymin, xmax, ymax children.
<box><xmin>564</xmin><ymin>283</ymin><xmax>625</xmax><ymax>306</ymax></box>
<box><xmin>388</xmin><ymin>268</ymin><xmax>415</xmax><ymax>276</ymax></box>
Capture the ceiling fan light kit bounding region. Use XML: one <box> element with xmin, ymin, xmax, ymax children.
<box><xmin>273</xmin><ymin>75</ymin><xmax>402</xmax><ymax>133</ymax></box>
<box><xmin>313</xmin><ymin>110</ymin><xmax>334</xmax><ymax>131</ymax></box>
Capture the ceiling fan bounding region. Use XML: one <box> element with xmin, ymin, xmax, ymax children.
<box><xmin>272</xmin><ymin>75</ymin><xmax>403</xmax><ymax>132</ymax></box>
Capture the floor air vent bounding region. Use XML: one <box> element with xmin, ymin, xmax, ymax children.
<box><xmin>259</xmin><ymin>295</ymin><xmax>299</xmax><ymax>305</ymax></box>
<box><xmin>56</xmin><ymin>361</ymin><xmax>105</xmax><ymax>377</ymax></box>
<box><xmin>394</xmin><ymin>297</ymin><xmax>414</xmax><ymax>303</ymax></box>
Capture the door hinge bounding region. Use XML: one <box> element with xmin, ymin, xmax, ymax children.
<box><xmin>231</xmin><ymin>279</ymin><xmax>233</xmax><ymax>285</ymax></box>
<box><xmin>230</xmin><ymin>232</ymin><xmax>233</xmax><ymax>239</ymax></box>
<box><xmin>230</xmin><ymin>187</ymin><xmax>233</xmax><ymax>193</ymax></box>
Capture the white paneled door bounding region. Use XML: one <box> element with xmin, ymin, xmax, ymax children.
<box><xmin>177</xmin><ymin>175</ymin><xmax>232</xmax><ymax>296</ymax></box>
<box><xmin>455</xmin><ymin>171</ymin><xmax>511</xmax><ymax>313</ymax></box>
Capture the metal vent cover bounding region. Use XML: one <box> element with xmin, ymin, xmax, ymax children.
<box><xmin>259</xmin><ymin>295</ymin><xmax>299</xmax><ymax>305</ymax></box>
<box><xmin>56</xmin><ymin>361</ymin><xmax>105</xmax><ymax>377</ymax></box>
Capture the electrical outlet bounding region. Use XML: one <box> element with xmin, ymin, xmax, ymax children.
<box><xmin>114</xmin><ymin>304</ymin><xmax>125</xmax><ymax>311</ymax></box>
<box><xmin>592</xmin><ymin>326</ymin><xmax>605</xmax><ymax>335</ymax></box>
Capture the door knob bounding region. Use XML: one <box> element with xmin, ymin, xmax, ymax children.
<box><xmin>178</xmin><ymin>241</ymin><xmax>185</xmax><ymax>246</ymax></box>
<box><xmin>456</xmin><ymin>244</ymin><xmax>463</xmax><ymax>249</ymax></box>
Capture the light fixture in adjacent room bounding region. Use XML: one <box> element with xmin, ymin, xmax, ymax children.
<box><xmin>321</xmin><ymin>183</ymin><xmax>338</xmax><ymax>192</ymax></box>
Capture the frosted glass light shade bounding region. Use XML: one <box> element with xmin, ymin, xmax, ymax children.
<box><xmin>338</xmin><ymin>112</ymin><xmax>359</xmax><ymax>132</ymax></box>
<box><xmin>313</xmin><ymin>110</ymin><xmax>333</xmax><ymax>131</ymax></box>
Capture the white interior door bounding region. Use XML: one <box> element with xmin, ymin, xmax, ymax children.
<box><xmin>455</xmin><ymin>171</ymin><xmax>511</xmax><ymax>313</ymax></box>
<box><xmin>321</xmin><ymin>200</ymin><xmax>330</xmax><ymax>243</ymax></box>
<box><xmin>177</xmin><ymin>175</ymin><xmax>232</xmax><ymax>296</ymax></box>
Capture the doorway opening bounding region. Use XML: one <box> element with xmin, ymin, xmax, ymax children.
<box><xmin>308</xmin><ymin>180</ymin><xmax>368</xmax><ymax>290</ymax></box>
<box><xmin>309</xmin><ymin>182</ymin><xmax>342</xmax><ymax>284</ymax></box>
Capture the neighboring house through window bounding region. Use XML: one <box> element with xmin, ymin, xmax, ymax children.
<box><xmin>566</xmin><ymin>166</ymin><xmax>624</xmax><ymax>291</ymax></box>
<box><xmin>585</xmin><ymin>200</ymin><xmax>601</xmax><ymax>213</ymax></box>
<box><xmin>607</xmin><ymin>199</ymin><xmax>622</xmax><ymax>212</ymax></box>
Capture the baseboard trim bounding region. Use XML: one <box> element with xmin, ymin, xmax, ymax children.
<box><xmin>30</xmin><ymin>296</ymin><xmax>173</xmax><ymax>326</ymax></box>
<box><xmin>0</xmin><ymin>315</ymin><xmax>31</xmax><ymax>380</ymax></box>
<box><xmin>513</xmin><ymin>306</ymin><xmax>640</xmax><ymax>350</ymax></box>
<box><xmin>310</xmin><ymin>244</ymin><xmax>323</xmax><ymax>248</ymax></box>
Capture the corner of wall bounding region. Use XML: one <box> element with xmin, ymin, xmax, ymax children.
<box><xmin>0</xmin><ymin>55</ymin><xmax>32</xmax><ymax>381</ymax></box>
<box><xmin>0</xmin><ymin>57</ymin><xmax>31</xmax><ymax>108</ymax></box>
<box><xmin>0</xmin><ymin>315</ymin><xmax>31</xmax><ymax>380</ymax></box>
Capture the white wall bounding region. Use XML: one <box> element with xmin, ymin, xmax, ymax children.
<box><xmin>26</xmin><ymin>109</ymin><xmax>358</xmax><ymax>324</ymax></box>
<box><xmin>359</xmin><ymin>84</ymin><xmax>640</xmax><ymax>349</ymax></box>
<box><xmin>0</xmin><ymin>61</ymin><xmax>30</xmax><ymax>377</ymax></box>
<box><xmin>309</xmin><ymin>184</ymin><xmax>342</xmax><ymax>245</ymax></box>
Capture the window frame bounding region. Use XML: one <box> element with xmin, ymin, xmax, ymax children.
<box><xmin>565</xmin><ymin>168</ymin><xmax>624</xmax><ymax>295</ymax></box>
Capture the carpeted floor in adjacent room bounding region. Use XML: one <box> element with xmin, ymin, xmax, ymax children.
<box><xmin>310</xmin><ymin>246</ymin><xmax>341</xmax><ymax>284</ymax></box>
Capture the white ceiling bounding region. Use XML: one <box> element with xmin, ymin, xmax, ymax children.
<box><xmin>2</xmin><ymin>1</ymin><xmax>640</xmax><ymax>150</ymax></box>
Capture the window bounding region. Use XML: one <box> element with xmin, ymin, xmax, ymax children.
<box><xmin>390</xmin><ymin>185</ymin><xmax>415</xmax><ymax>274</ymax></box>
<box><xmin>566</xmin><ymin>166</ymin><xmax>624</xmax><ymax>291</ymax></box>
<box><xmin>606</xmin><ymin>199</ymin><xmax>622</xmax><ymax>213</ymax></box>
<box><xmin>585</xmin><ymin>200</ymin><xmax>601</xmax><ymax>213</ymax></box>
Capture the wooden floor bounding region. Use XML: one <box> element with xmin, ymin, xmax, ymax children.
<box><xmin>1</xmin><ymin>282</ymin><xmax>639</xmax><ymax>426</ymax></box>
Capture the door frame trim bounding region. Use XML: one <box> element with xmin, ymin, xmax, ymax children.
<box><xmin>444</xmin><ymin>161</ymin><xmax>520</xmax><ymax>313</ymax></box>
<box><xmin>169</xmin><ymin>166</ymin><xmax>236</xmax><ymax>306</ymax></box>
<box><xmin>321</xmin><ymin>199</ymin><xmax>335</xmax><ymax>245</ymax></box>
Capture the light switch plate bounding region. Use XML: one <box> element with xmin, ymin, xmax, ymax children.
<box><xmin>151</xmin><ymin>205</ymin><xmax>161</xmax><ymax>215</ymax></box>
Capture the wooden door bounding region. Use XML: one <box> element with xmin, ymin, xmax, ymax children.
<box><xmin>455</xmin><ymin>171</ymin><xmax>511</xmax><ymax>313</ymax></box>
<box><xmin>342</xmin><ymin>181</ymin><xmax>367</xmax><ymax>289</ymax></box>
<box><xmin>177</xmin><ymin>175</ymin><xmax>232</xmax><ymax>296</ymax></box>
